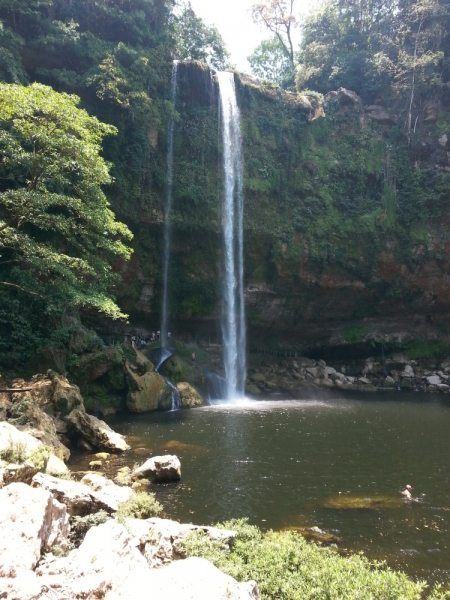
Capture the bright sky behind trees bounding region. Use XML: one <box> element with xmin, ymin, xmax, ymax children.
<box><xmin>188</xmin><ymin>0</ymin><xmax>313</xmax><ymax>72</ymax></box>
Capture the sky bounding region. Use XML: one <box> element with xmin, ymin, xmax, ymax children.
<box><xmin>188</xmin><ymin>0</ymin><xmax>316</xmax><ymax>73</ymax></box>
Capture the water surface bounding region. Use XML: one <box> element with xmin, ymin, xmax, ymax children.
<box><xmin>72</xmin><ymin>393</ymin><xmax>450</xmax><ymax>585</ymax></box>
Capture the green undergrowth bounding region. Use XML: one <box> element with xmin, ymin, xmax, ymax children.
<box><xmin>0</xmin><ymin>439</ymin><xmax>50</xmax><ymax>471</ymax></box>
<box><xmin>405</xmin><ymin>339</ymin><xmax>450</xmax><ymax>361</ymax></box>
<box><xmin>180</xmin><ymin>519</ymin><xmax>449</xmax><ymax>600</ymax></box>
<box><xmin>116</xmin><ymin>492</ymin><xmax>163</xmax><ymax>522</ymax></box>
<box><xmin>69</xmin><ymin>510</ymin><xmax>110</xmax><ymax>548</ymax></box>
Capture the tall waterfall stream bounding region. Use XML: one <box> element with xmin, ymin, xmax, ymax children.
<box><xmin>217</xmin><ymin>72</ymin><xmax>246</xmax><ymax>400</ymax></box>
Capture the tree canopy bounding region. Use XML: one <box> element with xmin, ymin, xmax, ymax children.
<box><xmin>173</xmin><ymin>1</ymin><xmax>230</xmax><ymax>70</ymax></box>
<box><xmin>248</xmin><ymin>36</ymin><xmax>293</xmax><ymax>86</ymax></box>
<box><xmin>0</xmin><ymin>82</ymin><xmax>132</xmax><ymax>365</ymax></box>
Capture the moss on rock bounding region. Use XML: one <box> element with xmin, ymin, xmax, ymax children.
<box><xmin>176</xmin><ymin>382</ymin><xmax>204</xmax><ymax>408</ymax></box>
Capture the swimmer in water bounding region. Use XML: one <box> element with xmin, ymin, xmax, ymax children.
<box><xmin>402</xmin><ymin>484</ymin><xmax>420</xmax><ymax>502</ymax></box>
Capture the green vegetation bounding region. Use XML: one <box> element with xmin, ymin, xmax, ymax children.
<box><xmin>0</xmin><ymin>439</ymin><xmax>27</xmax><ymax>463</ymax></box>
<box><xmin>0</xmin><ymin>438</ymin><xmax>50</xmax><ymax>471</ymax></box>
<box><xmin>405</xmin><ymin>339</ymin><xmax>450</xmax><ymax>360</ymax></box>
<box><xmin>116</xmin><ymin>492</ymin><xmax>163</xmax><ymax>522</ymax></box>
<box><xmin>0</xmin><ymin>81</ymin><xmax>132</xmax><ymax>368</ymax></box>
<box><xmin>343</xmin><ymin>324</ymin><xmax>371</xmax><ymax>344</ymax></box>
<box><xmin>70</xmin><ymin>510</ymin><xmax>110</xmax><ymax>547</ymax></box>
<box><xmin>181</xmin><ymin>518</ymin><xmax>448</xmax><ymax>600</ymax></box>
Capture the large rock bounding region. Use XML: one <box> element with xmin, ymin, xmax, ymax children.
<box><xmin>160</xmin><ymin>356</ymin><xmax>205</xmax><ymax>389</ymax></box>
<box><xmin>0</xmin><ymin>422</ymin><xmax>68</xmax><ymax>486</ymax></box>
<box><xmin>132</xmin><ymin>455</ymin><xmax>181</xmax><ymax>483</ymax></box>
<box><xmin>365</xmin><ymin>104</ymin><xmax>396</xmax><ymax>124</ymax></box>
<box><xmin>124</xmin><ymin>517</ymin><xmax>236</xmax><ymax>568</ymax></box>
<box><xmin>125</xmin><ymin>361</ymin><xmax>168</xmax><ymax>412</ymax></box>
<box><xmin>33</xmin><ymin>520</ymin><xmax>150</xmax><ymax>599</ymax></box>
<box><xmin>68</xmin><ymin>520</ymin><xmax>149</xmax><ymax>597</ymax></box>
<box><xmin>0</xmin><ymin>482</ymin><xmax>69</xmax><ymax>577</ymax></box>
<box><xmin>106</xmin><ymin>557</ymin><xmax>260</xmax><ymax>600</ymax></box>
<box><xmin>80</xmin><ymin>472</ymin><xmax>134</xmax><ymax>509</ymax></box>
<box><xmin>66</xmin><ymin>408</ymin><xmax>129</xmax><ymax>452</ymax></box>
<box><xmin>176</xmin><ymin>382</ymin><xmax>204</xmax><ymax>408</ymax></box>
<box><xmin>32</xmin><ymin>472</ymin><xmax>133</xmax><ymax>515</ymax></box>
<box><xmin>72</xmin><ymin>346</ymin><xmax>124</xmax><ymax>385</ymax></box>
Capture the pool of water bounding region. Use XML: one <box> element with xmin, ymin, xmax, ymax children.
<box><xmin>71</xmin><ymin>392</ymin><xmax>450</xmax><ymax>585</ymax></box>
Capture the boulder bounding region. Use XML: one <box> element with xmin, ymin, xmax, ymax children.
<box><xmin>324</xmin><ymin>366</ymin><xmax>336</xmax><ymax>377</ymax></box>
<box><xmin>176</xmin><ymin>382</ymin><xmax>204</xmax><ymax>408</ymax></box>
<box><xmin>0</xmin><ymin>421</ymin><xmax>68</xmax><ymax>485</ymax></box>
<box><xmin>81</xmin><ymin>472</ymin><xmax>134</xmax><ymax>508</ymax></box>
<box><xmin>132</xmin><ymin>455</ymin><xmax>181</xmax><ymax>483</ymax></box>
<box><xmin>249</xmin><ymin>372</ymin><xmax>266</xmax><ymax>383</ymax></box>
<box><xmin>0</xmin><ymin>482</ymin><xmax>69</xmax><ymax>577</ymax></box>
<box><xmin>125</xmin><ymin>361</ymin><xmax>168</xmax><ymax>412</ymax></box>
<box><xmin>427</xmin><ymin>375</ymin><xmax>441</xmax><ymax>386</ymax></box>
<box><xmin>72</xmin><ymin>346</ymin><xmax>124</xmax><ymax>385</ymax></box>
<box><xmin>123</xmin><ymin>517</ymin><xmax>236</xmax><ymax>568</ymax></box>
<box><xmin>46</xmin><ymin>453</ymin><xmax>70</xmax><ymax>476</ymax></box>
<box><xmin>66</xmin><ymin>408</ymin><xmax>129</xmax><ymax>452</ymax></box>
<box><xmin>33</xmin><ymin>472</ymin><xmax>133</xmax><ymax>515</ymax></box>
<box><xmin>106</xmin><ymin>556</ymin><xmax>260</xmax><ymax>600</ymax></box>
<box><xmin>365</xmin><ymin>104</ymin><xmax>396</xmax><ymax>124</ymax></box>
<box><xmin>401</xmin><ymin>365</ymin><xmax>415</xmax><ymax>378</ymax></box>
<box><xmin>160</xmin><ymin>355</ymin><xmax>205</xmax><ymax>389</ymax></box>
<box><xmin>7</xmin><ymin>395</ymin><xmax>70</xmax><ymax>461</ymax></box>
<box><xmin>36</xmin><ymin>520</ymin><xmax>149</xmax><ymax>599</ymax></box>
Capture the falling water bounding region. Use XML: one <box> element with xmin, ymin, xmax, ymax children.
<box><xmin>161</xmin><ymin>60</ymin><xmax>179</xmax><ymax>351</ymax></box>
<box><xmin>217</xmin><ymin>72</ymin><xmax>246</xmax><ymax>399</ymax></box>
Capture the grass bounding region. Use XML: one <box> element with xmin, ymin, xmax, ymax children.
<box><xmin>180</xmin><ymin>519</ymin><xmax>450</xmax><ymax>600</ymax></box>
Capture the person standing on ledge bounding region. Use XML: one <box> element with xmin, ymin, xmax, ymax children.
<box><xmin>191</xmin><ymin>351</ymin><xmax>196</xmax><ymax>366</ymax></box>
<box><xmin>402</xmin><ymin>484</ymin><xmax>419</xmax><ymax>502</ymax></box>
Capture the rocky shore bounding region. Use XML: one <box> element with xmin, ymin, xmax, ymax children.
<box><xmin>246</xmin><ymin>354</ymin><xmax>450</xmax><ymax>396</ymax></box>
<box><xmin>0</xmin><ymin>414</ymin><xmax>259</xmax><ymax>600</ymax></box>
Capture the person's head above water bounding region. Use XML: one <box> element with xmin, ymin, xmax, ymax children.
<box><xmin>406</xmin><ymin>484</ymin><xmax>412</xmax><ymax>490</ymax></box>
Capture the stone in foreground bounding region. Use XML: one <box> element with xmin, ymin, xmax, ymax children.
<box><xmin>131</xmin><ymin>454</ymin><xmax>181</xmax><ymax>483</ymax></box>
<box><xmin>0</xmin><ymin>482</ymin><xmax>69</xmax><ymax>577</ymax></box>
<box><xmin>106</xmin><ymin>557</ymin><xmax>260</xmax><ymax>600</ymax></box>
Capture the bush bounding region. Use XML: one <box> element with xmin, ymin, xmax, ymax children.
<box><xmin>116</xmin><ymin>492</ymin><xmax>163</xmax><ymax>522</ymax></box>
<box><xmin>0</xmin><ymin>439</ymin><xmax>27</xmax><ymax>464</ymax></box>
<box><xmin>28</xmin><ymin>445</ymin><xmax>51</xmax><ymax>471</ymax></box>
<box><xmin>180</xmin><ymin>519</ymin><xmax>440</xmax><ymax>600</ymax></box>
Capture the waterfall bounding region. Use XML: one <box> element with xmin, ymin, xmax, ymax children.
<box><xmin>217</xmin><ymin>72</ymin><xmax>246</xmax><ymax>399</ymax></box>
<box><xmin>161</xmin><ymin>60</ymin><xmax>178</xmax><ymax>351</ymax></box>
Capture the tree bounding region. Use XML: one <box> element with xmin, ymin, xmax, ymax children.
<box><xmin>251</xmin><ymin>0</ymin><xmax>297</xmax><ymax>72</ymax></box>
<box><xmin>173</xmin><ymin>1</ymin><xmax>230</xmax><ymax>71</ymax></box>
<box><xmin>248</xmin><ymin>36</ymin><xmax>293</xmax><ymax>86</ymax></box>
<box><xmin>0</xmin><ymin>82</ymin><xmax>133</xmax><ymax>363</ymax></box>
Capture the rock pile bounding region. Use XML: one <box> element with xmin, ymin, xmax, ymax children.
<box><xmin>0</xmin><ymin>477</ymin><xmax>260</xmax><ymax>600</ymax></box>
<box><xmin>0</xmin><ymin>373</ymin><xmax>129</xmax><ymax>462</ymax></box>
<box><xmin>246</xmin><ymin>355</ymin><xmax>450</xmax><ymax>395</ymax></box>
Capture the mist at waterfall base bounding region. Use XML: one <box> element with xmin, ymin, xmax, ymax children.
<box><xmin>217</xmin><ymin>72</ymin><xmax>247</xmax><ymax>402</ymax></box>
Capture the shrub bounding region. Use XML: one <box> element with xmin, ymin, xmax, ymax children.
<box><xmin>116</xmin><ymin>492</ymin><xmax>163</xmax><ymax>522</ymax></box>
<box><xmin>28</xmin><ymin>446</ymin><xmax>51</xmax><ymax>471</ymax></box>
<box><xmin>180</xmin><ymin>519</ymin><xmax>439</xmax><ymax>600</ymax></box>
<box><xmin>70</xmin><ymin>510</ymin><xmax>110</xmax><ymax>547</ymax></box>
<box><xmin>0</xmin><ymin>439</ymin><xmax>27</xmax><ymax>464</ymax></box>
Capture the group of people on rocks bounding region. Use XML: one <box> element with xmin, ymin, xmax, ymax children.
<box><xmin>125</xmin><ymin>329</ymin><xmax>172</xmax><ymax>349</ymax></box>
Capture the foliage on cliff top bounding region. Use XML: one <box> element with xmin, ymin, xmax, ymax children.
<box><xmin>181</xmin><ymin>518</ymin><xmax>449</xmax><ymax>600</ymax></box>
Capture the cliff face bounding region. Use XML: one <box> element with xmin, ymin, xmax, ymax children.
<box><xmin>120</xmin><ymin>63</ymin><xmax>450</xmax><ymax>358</ymax></box>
